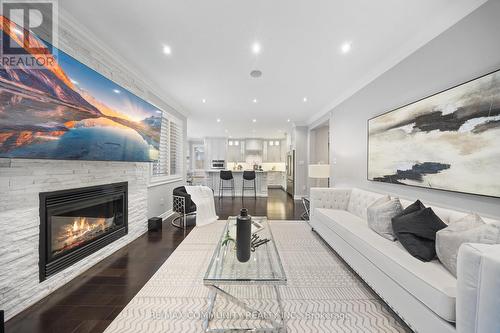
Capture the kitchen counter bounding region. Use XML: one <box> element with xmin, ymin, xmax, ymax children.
<box><xmin>204</xmin><ymin>170</ymin><xmax>268</xmax><ymax>197</ymax></box>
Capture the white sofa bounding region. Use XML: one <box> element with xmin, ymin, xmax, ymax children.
<box><xmin>310</xmin><ymin>187</ymin><xmax>500</xmax><ymax>333</ymax></box>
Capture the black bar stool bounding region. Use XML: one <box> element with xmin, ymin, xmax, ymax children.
<box><xmin>219</xmin><ymin>170</ymin><xmax>235</xmax><ymax>198</ymax></box>
<box><xmin>242</xmin><ymin>170</ymin><xmax>256</xmax><ymax>198</ymax></box>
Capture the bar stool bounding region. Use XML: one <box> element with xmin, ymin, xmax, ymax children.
<box><xmin>242</xmin><ymin>170</ymin><xmax>257</xmax><ymax>198</ymax></box>
<box><xmin>219</xmin><ymin>170</ymin><xmax>235</xmax><ymax>198</ymax></box>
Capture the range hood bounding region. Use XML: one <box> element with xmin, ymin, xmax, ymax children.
<box><xmin>245</xmin><ymin>139</ymin><xmax>262</xmax><ymax>151</ymax></box>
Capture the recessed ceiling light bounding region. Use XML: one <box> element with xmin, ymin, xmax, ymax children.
<box><xmin>303</xmin><ymin>97</ymin><xmax>308</xmax><ymax>102</ymax></box>
<box><xmin>113</xmin><ymin>89</ymin><xmax>121</xmax><ymax>94</ymax></box>
<box><xmin>252</xmin><ymin>42</ymin><xmax>261</xmax><ymax>54</ymax></box>
<box><xmin>216</xmin><ymin>118</ymin><xmax>221</xmax><ymax>123</ymax></box>
<box><xmin>287</xmin><ymin>119</ymin><xmax>291</xmax><ymax>122</ymax></box>
<box><xmin>340</xmin><ymin>41</ymin><xmax>352</xmax><ymax>54</ymax></box>
<box><xmin>250</xmin><ymin>70</ymin><xmax>262</xmax><ymax>78</ymax></box>
<box><xmin>252</xmin><ymin>119</ymin><xmax>257</xmax><ymax>123</ymax></box>
<box><xmin>202</xmin><ymin>98</ymin><xmax>206</xmax><ymax>103</ymax></box>
<box><xmin>163</xmin><ymin>44</ymin><xmax>172</xmax><ymax>55</ymax></box>
<box><xmin>253</xmin><ymin>98</ymin><xmax>258</xmax><ymax>103</ymax></box>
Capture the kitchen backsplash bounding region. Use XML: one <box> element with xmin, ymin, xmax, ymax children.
<box><xmin>227</xmin><ymin>162</ymin><xmax>286</xmax><ymax>172</ymax></box>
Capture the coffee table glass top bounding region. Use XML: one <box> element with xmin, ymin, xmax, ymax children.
<box><xmin>204</xmin><ymin>217</ymin><xmax>286</xmax><ymax>285</ymax></box>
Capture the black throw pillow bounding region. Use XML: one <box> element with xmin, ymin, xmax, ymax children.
<box><xmin>397</xmin><ymin>199</ymin><xmax>426</xmax><ymax>218</ymax></box>
<box><xmin>392</xmin><ymin>207</ymin><xmax>447</xmax><ymax>261</ymax></box>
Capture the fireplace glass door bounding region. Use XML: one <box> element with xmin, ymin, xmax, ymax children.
<box><xmin>39</xmin><ymin>182</ymin><xmax>128</xmax><ymax>281</ymax></box>
<box><xmin>49</xmin><ymin>195</ymin><xmax>124</xmax><ymax>260</ymax></box>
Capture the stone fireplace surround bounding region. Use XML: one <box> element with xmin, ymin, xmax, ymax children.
<box><xmin>0</xmin><ymin>159</ymin><xmax>149</xmax><ymax>320</ymax></box>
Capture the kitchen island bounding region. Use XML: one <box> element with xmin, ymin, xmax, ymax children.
<box><xmin>206</xmin><ymin>170</ymin><xmax>268</xmax><ymax>197</ymax></box>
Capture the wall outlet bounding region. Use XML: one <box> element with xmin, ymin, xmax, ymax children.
<box><xmin>160</xmin><ymin>197</ymin><xmax>165</xmax><ymax>206</ymax></box>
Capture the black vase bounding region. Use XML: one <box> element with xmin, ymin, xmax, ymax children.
<box><xmin>236</xmin><ymin>208</ymin><xmax>251</xmax><ymax>262</ymax></box>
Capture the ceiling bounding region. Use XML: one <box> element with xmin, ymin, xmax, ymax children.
<box><xmin>60</xmin><ymin>0</ymin><xmax>486</xmax><ymax>139</ymax></box>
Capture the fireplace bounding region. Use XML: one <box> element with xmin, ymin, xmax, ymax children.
<box><xmin>39</xmin><ymin>182</ymin><xmax>128</xmax><ymax>281</ymax></box>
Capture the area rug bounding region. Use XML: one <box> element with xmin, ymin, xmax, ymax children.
<box><xmin>104</xmin><ymin>221</ymin><xmax>410</xmax><ymax>332</ymax></box>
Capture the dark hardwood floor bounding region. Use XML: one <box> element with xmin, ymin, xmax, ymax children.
<box><xmin>5</xmin><ymin>188</ymin><xmax>303</xmax><ymax>333</ymax></box>
<box><xmin>216</xmin><ymin>188</ymin><xmax>304</xmax><ymax>220</ymax></box>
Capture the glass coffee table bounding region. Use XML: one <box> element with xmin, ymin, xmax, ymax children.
<box><xmin>203</xmin><ymin>216</ymin><xmax>287</xmax><ymax>332</ymax></box>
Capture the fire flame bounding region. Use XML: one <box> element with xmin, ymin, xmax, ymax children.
<box><xmin>67</xmin><ymin>217</ymin><xmax>108</xmax><ymax>241</ymax></box>
<box><xmin>52</xmin><ymin>216</ymin><xmax>115</xmax><ymax>256</ymax></box>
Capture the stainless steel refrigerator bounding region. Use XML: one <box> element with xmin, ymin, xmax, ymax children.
<box><xmin>286</xmin><ymin>150</ymin><xmax>295</xmax><ymax>196</ymax></box>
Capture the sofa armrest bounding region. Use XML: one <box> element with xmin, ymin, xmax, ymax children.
<box><xmin>456</xmin><ymin>243</ymin><xmax>500</xmax><ymax>333</ymax></box>
<box><xmin>309</xmin><ymin>188</ymin><xmax>351</xmax><ymax>218</ymax></box>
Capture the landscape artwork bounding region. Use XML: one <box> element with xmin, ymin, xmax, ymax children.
<box><xmin>0</xmin><ymin>17</ymin><xmax>162</xmax><ymax>162</ymax></box>
<box><xmin>368</xmin><ymin>70</ymin><xmax>500</xmax><ymax>198</ymax></box>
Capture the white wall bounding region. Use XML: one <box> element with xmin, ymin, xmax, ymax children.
<box><xmin>309</xmin><ymin>125</ymin><xmax>329</xmax><ymax>164</ymax></box>
<box><xmin>293</xmin><ymin>126</ymin><xmax>309</xmax><ymax>198</ymax></box>
<box><xmin>309</xmin><ymin>124</ymin><xmax>329</xmax><ymax>189</ymax></box>
<box><xmin>329</xmin><ymin>0</ymin><xmax>500</xmax><ymax>218</ymax></box>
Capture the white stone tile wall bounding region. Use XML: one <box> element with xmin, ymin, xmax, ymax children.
<box><xmin>0</xmin><ymin>159</ymin><xmax>149</xmax><ymax>319</ymax></box>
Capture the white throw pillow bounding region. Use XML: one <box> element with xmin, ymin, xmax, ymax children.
<box><xmin>367</xmin><ymin>197</ymin><xmax>403</xmax><ymax>241</ymax></box>
<box><xmin>436</xmin><ymin>213</ymin><xmax>500</xmax><ymax>277</ymax></box>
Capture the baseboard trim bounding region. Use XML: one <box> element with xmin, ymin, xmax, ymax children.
<box><xmin>158</xmin><ymin>209</ymin><xmax>174</xmax><ymax>220</ymax></box>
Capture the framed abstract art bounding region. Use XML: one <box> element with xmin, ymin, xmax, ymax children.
<box><xmin>368</xmin><ymin>69</ymin><xmax>500</xmax><ymax>198</ymax></box>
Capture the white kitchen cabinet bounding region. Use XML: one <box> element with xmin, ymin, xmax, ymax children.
<box><xmin>263</xmin><ymin>140</ymin><xmax>282</xmax><ymax>162</ymax></box>
<box><xmin>204</xmin><ymin>138</ymin><xmax>227</xmax><ymax>163</ymax></box>
<box><xmin>280</xmin><ymin>139</ymin><xmax>286</xmax><ymax>162</ymax></box>
<box><xmin>267</xmin><ymin>171</ymin><xmax>285</xmax><ymax>189</ymax></box>
<box><xmin>245</xmin><ymin>139</ymin><xmax>263</xmax><ymax>152</ymax></box>
<box><xmin>227</xmin><ymin>139</ymin><xmax>244</xmax><ymax>162</ymax></box>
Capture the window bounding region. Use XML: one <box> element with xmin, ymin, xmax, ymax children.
<box><xmin>152</xmin><ymin>112</ymin><xmax>183</xmax><ymax>179</ymax></box>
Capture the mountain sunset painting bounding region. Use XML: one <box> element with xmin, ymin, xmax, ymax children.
<box><xmin>0</xmin><ymin>16</ymin><xmax>162</xmax><ymax>162</ymax></box>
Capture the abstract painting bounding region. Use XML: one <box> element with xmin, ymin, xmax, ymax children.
<box><xmin>0</xmin><ymin>17</ymin><xmax>161</xmax><ymax>162</ymax></box>
<box><xmin>368</xmin><ymin>69</ymin><xmax>500</xmax><ymax>198</ymax></box>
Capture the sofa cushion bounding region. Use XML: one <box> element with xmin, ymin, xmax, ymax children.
<box><xmin>367</xmin><ymin>198</ymin><xmax>402</xmax><ymax>241</ymax></box>
<box><xmin>398</xmin><ymin>199</ymin><xmax>426</xmax><ymax>217</ymax></box>
<box><xmin>437</xmin><ymin>214</ymin><xmax>500</xmax><ymax>277</ymax></box>
<box><xmin>392</xmin><ymin>207</ymin><xmax>447</xmax><ymax>261</ymax></box>
<box><xmin>346</xmin><ymin>188</ymin><xmax>389</xmax><ymax>219</ymax></box>
<box><xmin>315</xmin><ymin>208</ymin><xmax>457</xmax><ymax>322</ymax></box>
